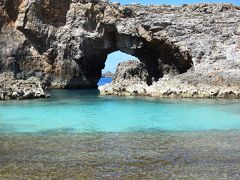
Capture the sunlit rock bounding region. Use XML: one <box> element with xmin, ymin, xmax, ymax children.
<box><xmin>0</xmin><ymin>0</ymin><xmax>240</xmax><ymax>97</ymax></box>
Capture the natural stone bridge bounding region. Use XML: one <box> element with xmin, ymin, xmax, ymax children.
<box><xmin>0</xmin><ymin>0</ymin><xmax>240</xmax><ymax>97</ymax></box>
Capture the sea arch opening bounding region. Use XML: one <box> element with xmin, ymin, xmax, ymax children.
<box><xmin>97</xmin><ymin>51</ymin><xmax>139</xmax><ymax>86</ymax></box>
<box><xmin>80</xmin><ymin>30</ymin><xmax>193</xmax><ymax>89</ymax></box>
<box><xmin>14</xmin><ymin>1</ymin><xmax>194</xmax><ymax>89</ymax></box>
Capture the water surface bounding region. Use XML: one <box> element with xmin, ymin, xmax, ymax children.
<box><xmin>0</xmin><ymin>90</ymin><xmax>239</xmax><ymax>134</ymax></box>
<box><xmin>0</xmin><ymin>131</ymin><xmax>240</xmax><ymax>179</ymax></box>
<box><xmin>0</xmin><ymin>90</ymin><xmax>240</xmax><ymax>179</ymax></box>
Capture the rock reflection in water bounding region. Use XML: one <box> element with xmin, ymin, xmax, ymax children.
<box><xmin>0</xmin><ymin>131</ymin><xmax>240</xmax><ymax>179</ymax></box>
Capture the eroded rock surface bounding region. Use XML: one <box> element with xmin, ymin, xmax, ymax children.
<box><xmin>100</xmin><ymin>60</ymin><xmax>240</xmax><ymax>98</ymax></box>
<box><xmin>0</xmin><ymin>73</ymin><xmax>48</xmax><ymax>100</ymax></box>
<box><xmin>0</xmin><ymin>0</ymin><xmax>240</xmax><ymax>97</ymax></box>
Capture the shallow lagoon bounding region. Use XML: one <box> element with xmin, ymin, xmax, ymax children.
<box><xmin>0</xmin><ymin>90</ymin><xmax>240</xmax><ymax>179</ymax></box>
<box><xmin>0</xmin><ymin>90</ymin><xmax>240</xmax><ymax>133</ymax></box>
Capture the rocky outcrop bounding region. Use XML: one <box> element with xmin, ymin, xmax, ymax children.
<box><xmin>0</xmin><ymin>1</ymin><xmax>240</xmax><ymax>97</ymax></box>
<box><xmin>0</xmin><ymin>73</ymin><xmax>48</xmax><ymax>100</ymax></box>
<box><xmin>99</xmin><ymin>60</ymin><xmax>149</xmax><ymax>95</ymax></box>
<box><xmin>113</xmin><ymin>61</ymin><xmax>148</xmax><ymax>83</ymax></box>
<box><xmin>99</xmin><ymin>60</ymin><xmax>240</xmax><ymax>98</ymax></box>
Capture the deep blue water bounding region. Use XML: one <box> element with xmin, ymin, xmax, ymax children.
<box><xmin>0</xmin><ymin>89</ymin><xmax>240</xmax><ymax>134</ymax></box>
<box><xmin>97</xmin><ymin>77</ymin><xmax>112</xmax><ymax>86</ymax></box>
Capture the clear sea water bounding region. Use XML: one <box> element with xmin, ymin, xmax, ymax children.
<box><xmin>1</xmin><ymin>87</ymin><xmax>240</xmax><ymax>178</ymax></box>
<box><xmin>0</xmin><ymin>89</ymin><xmax>240</xmax><ymax>134</ymax></box>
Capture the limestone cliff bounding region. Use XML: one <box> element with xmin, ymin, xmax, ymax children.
<box><xmin>0</xmin><ymin>0</ymin><xmax>240</xmax><ymax>97</ymax></box>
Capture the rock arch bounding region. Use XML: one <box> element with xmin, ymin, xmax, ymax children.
<box><xmin>78</xmin><ymin>24</ymin><xmax>193</xmax><ymax>87</ymax></box>
<box><xmin>13</xmin><ymin>0</ymin><xmax>193</xmax><ymax>88</ymax></box>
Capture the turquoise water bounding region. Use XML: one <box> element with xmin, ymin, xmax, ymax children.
<box><xmin>1</xmin><ymin>90</ymin><xmax>240</xmax><ymax>179</ymax></box>
<box><xmin>0</xmin><ymin>90</ymin><xmax>240</xmax><ymax>134</ymax></box>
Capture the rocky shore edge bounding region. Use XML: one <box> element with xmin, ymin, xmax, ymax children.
<box><xmin>0</xmin><ymin>73</ymin><xmax>49</xmax><ymax>100</ymax></box>
<box><xmin>99</xmin><ymin>61</ymin><xmax>240</xmax><ymax>98</ymax></box>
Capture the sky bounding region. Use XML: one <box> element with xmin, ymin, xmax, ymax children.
<box><xmin>103</xmin><ymin>0</ymin><xmax>239</xmax><ymax>73</ymax></box>
<box><xmin>103</xmin><ymin>51</ymin><xmax>138</xmax><ymax>73</ymax></box>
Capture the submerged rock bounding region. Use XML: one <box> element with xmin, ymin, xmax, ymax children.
<box><xmin>0</xmin><ymin>1</ymin><xmax>240</xmax><ymax>98</ymax></box>
<box><xmin>0</xmin><ymin>73</ymin><xmax>48</xmax><ymax>100</ymax></box>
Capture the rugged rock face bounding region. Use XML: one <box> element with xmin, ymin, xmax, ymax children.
<box><xmin>0</xmin><ymin>0</ymin><xmax>240</xmax><ymax>97</ymax></box>
<box><xmin>99</xmin><ymin>60</ymin><xmax>150</xmax><ymax>95</ymax></box>
<box><xmin>113</xmin><ymin>61</ymin><xmax>148</xmax><ymax>84</ymax></box>
<box><xmin>0</xmin><ymin>73</ymin><xmax>48</xmax><ymax>100</ymax></box>
<box><xmin>99</xmin><ymin>60</ymin><xmax>240</xmax><ymax>98</ymax></box>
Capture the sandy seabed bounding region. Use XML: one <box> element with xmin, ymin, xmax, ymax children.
<box><xmin>0</xmin><ymin>131</ymin><xmax>240</xmax><ymax>179</ymax></box>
